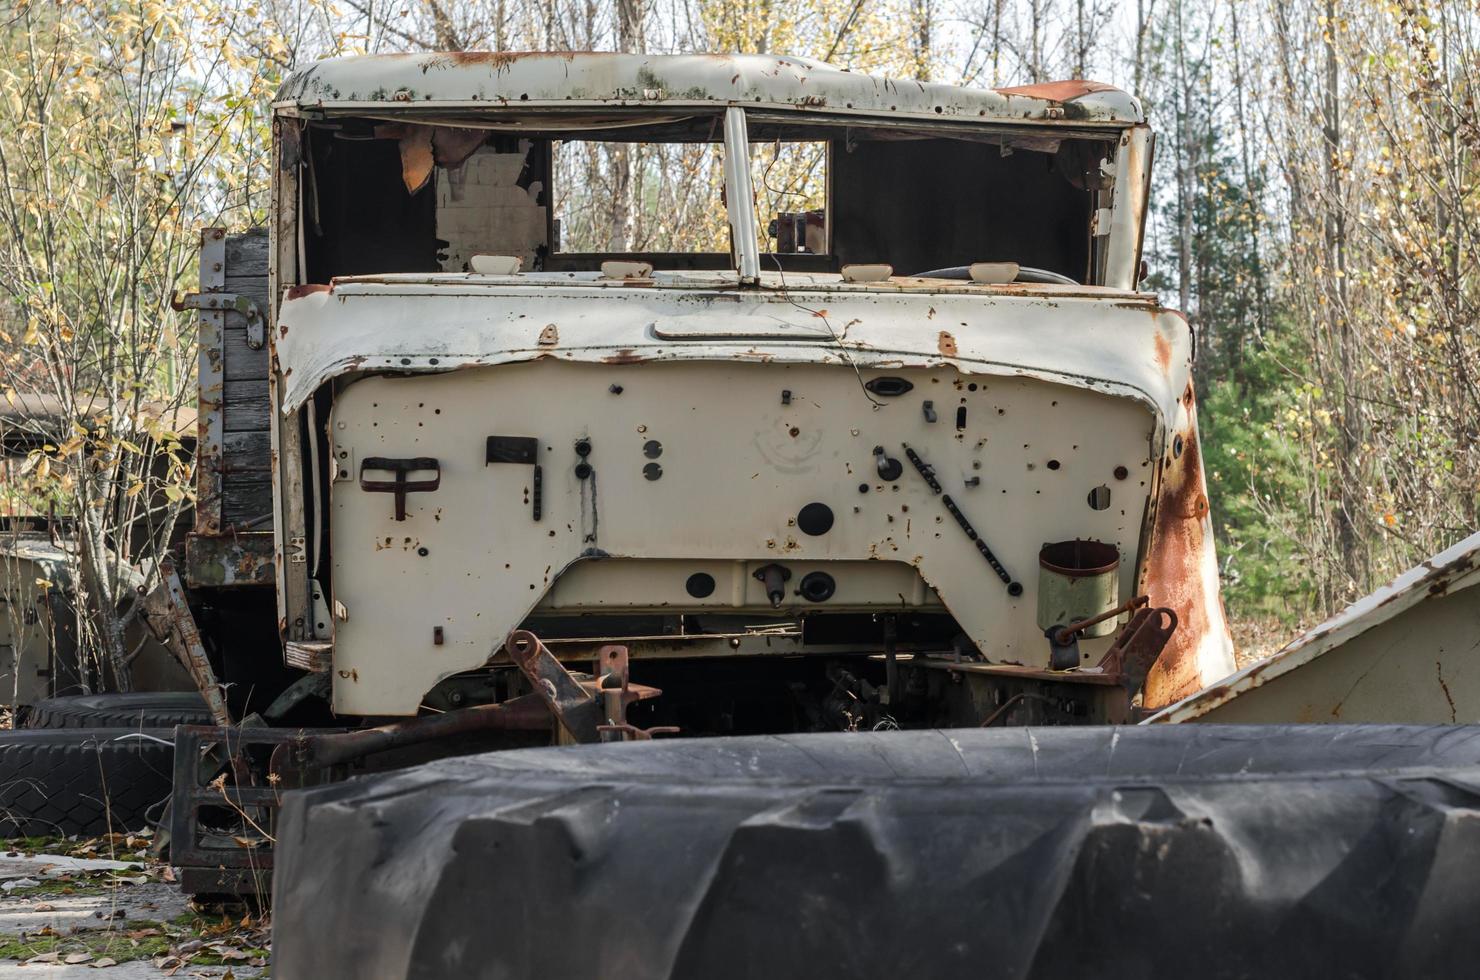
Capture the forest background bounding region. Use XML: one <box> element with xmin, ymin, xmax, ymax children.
<box><xmin>0</xmin><ymin>0</ymin><xmax>1475</xmax><ymax>667</ymax></box>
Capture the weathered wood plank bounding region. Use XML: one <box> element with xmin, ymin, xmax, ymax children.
<box><xmin>221</xmin><ymin>272</ymin><xmax>270</xmax><ymax>381</ymax></box>
<box><xmin>223</xmin><ymin>274</ymin><xmax>269</xmax><ymax>306</ymax></box>
<box><xmin>224</xmin><ymin>232</ymin><xmax>269</xmax><ymax>277</ymax></box>
<box><xmin>223</xmin><ymin>325</ymin><xmax>270</xmax><ymax>381</ymax></box>
<box><xmin>223</xmin><ymin>379</ymin><xmax>270</xmax><ymax>432</ymax></box>
<box><xmin>222</xmin><ymin>479</ymin><xmax>273</xmax><ymax>526</ymax></box>
<box><xmin>222</xmin><ymin>431</ymin><xmax>272</xmax><ymax>473</ymax></box>
<box><xmin>195</xmin><ymin>231</ymin><xmax>227</xmax><ymax>535</ymax></box>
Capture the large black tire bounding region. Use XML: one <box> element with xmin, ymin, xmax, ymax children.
<box><xmin>0</xmin><ymin>728</ymin><xmax>174</xmax><ymax>837</ymax></box>
<box><xmin>26</xmin><ymin>692</ymin><xmax>210</xmax><ymax>731</ymax></box>
<box><xmin>274</xmin><ymin>725</ymin><xmax>1480</xmax><ymax>979</ymax></box>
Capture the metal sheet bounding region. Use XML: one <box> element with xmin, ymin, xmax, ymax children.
<box><xmin>1147</xmin><ymin>531</ymin><xmax>1480</xmax><ymax>724</ymax></box>
<box><xmin>274</xmin><ymin>53</ymin><xmax>1143</xmax><ymax>126</ymax></box>
<box><xmin>1138</xmin><ymin>383</ymin><xmax>1236</xmax><ymax>708</ymax></box>
<box><xmin>325</xmin><ymin>358</ymin><xmax>1214</xmax><ymax>715</ymax></box>
<box><xmin>184</xmin><ymin>532</ymin><xmax>276</xmax><ymax>588</ymax></box>
<box><xmin>274</xmin><ymin>275</ymin><xmax>1181</xmax><ymax>423</ymax></box>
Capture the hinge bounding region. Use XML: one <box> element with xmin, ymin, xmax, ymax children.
<box><xmin>171</xmin><ymin>291</ymin><xmax>267</xmax><ymax>349</ymax></box>
<box><xmin>1091</xmin><ymin>207</ymin><xmax>1114</xmax><ymax>237</ymax></box>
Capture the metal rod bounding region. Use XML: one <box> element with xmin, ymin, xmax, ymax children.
<box><xmin>1054</xmin><ymin>594</ymin><xmax>1149</xmax><ymax>645</ymax></box>
<box><xmin>883</xmin><ymin>615</ymin><xmax>900</xmax><ymax>707</ymax></box>
<box><xmin>295</xmin><ymin>695</ymin><xmax>553</xmax><ymax>768</ymax></box>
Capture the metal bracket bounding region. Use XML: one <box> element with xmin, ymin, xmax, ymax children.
<box><xmin>359</xmin><ymin>457</ymin><xmax>441</xmax><ymax>521</ymax></box>
<box><xmin>504</xmin><ymin>630</ymin><xmax>667</xmax><ymax>743</ymax></box>
<box><xmin>1097</xmin><ymin>605</ymin><xmax>1178</xmax><ymax>701</ymax></box>
<box><xmin>137</xmin><ymin>559</ymin><xmax>232</xmax><ymax>728</ymax></box>
<box><xmin>171</xmin><ymin>291</ymin><xmax>267</xmax><ymax>349</ymax></box>
<box><xmin>485</xmin><ymin>436</ymin><xmax>541</xmax><ymax>521</ymax></box>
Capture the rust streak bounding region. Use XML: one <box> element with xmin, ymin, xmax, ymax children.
<box><xmin>937</xmin><ymin>330</ymin><xmax>958</xmax><ymax>358</ymax></box>
<box><xmin>1140</xmin><ymin>386</ymin><xmax>1232</xmax><ymax>709</ymax></box>
<box><xmin>1438</xmin><ymin>660</ymin><xmax>1458</xmax><ymax>722</ymax></box>
<box><xmin>285</xmin><ymin>283</ymin><xmax>332</xmax><ymax>300</ymax></box>
<box><xmin>1153</xmin><ymin>332</ymin><xmax>1172</xmax><ymax>375</ymax></box>
<box><xmin>995</xmin><ymin>80</ymin><xmax>1117</xmax><ymax>101</ymax></box>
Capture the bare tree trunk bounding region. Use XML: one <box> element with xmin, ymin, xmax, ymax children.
<box><xmin>424</xmin><ymin>0</ymin><xmax>464</xmax><ymax>48</ymax></box>
<box><xmin>607</xmin><ymin>0</ymin><xmax>648</xmax><ymax>251</ymax></box>
<box><xmin>912</xmin><ymin>0</ymin><xmax>933</xmax><ymax>80</ymax></box>
<box><xmin>1171</xmin><ymin>0</ymin><xmax>1194</xmax><ymax>317</ymax></box>
<box><xmin>1226</xmin><ymin>0</ymin><xmax>1269</xmax><ymax>351</ymax></box>
<box><xmin>1321</xmin><ymin>0</ymin><xmax>1362</xmax><ymax>594</ymax></box>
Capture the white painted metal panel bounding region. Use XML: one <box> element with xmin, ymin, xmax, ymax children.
<box><xmin>328</xmin><ymin>360</ymin><xmax>1162</xmax><ymax>714</ymax></box>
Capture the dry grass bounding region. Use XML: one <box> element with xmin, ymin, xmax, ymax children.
<box><xmin>1229</xmin><ymin>615</ymin><xmax>1315</xmax><ymax>671</ymax></box>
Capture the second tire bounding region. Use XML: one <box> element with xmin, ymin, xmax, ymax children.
<box><xmin>26</xmin><ymin>692</ymin><xmax>211</xmax><ymax>731</ymax></box>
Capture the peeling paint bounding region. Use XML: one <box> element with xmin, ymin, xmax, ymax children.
<box><xmin>1139</xmin><ymin>390</ymin><xmax>1236</xmax><ymax>709</ymax></box>
<box><xmin>274</xmin><ymin>53</ymin><xmax>1144</xmax><ymax>128</ymax></box>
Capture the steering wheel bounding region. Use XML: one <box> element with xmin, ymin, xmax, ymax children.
<box><xmin>910</xmin><ymin>265</ymin><xmax>1079</xmax><ymax>285</ymax></box>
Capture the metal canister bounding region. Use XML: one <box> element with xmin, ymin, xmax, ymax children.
<box><xmin>1036</xmin><ymin>540</ymin><xmax>1121</xmax><ymax>637</ymax></box>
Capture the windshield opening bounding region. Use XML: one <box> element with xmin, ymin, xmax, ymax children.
<box><xmin>298</xmin><ymin>112</ymin><xmax>1111</xmax><ymax>284</ymax></box>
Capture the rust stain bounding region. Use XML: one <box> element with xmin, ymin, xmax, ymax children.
<box><xmin>1425</xmin><ymin>551</ymin><xmax>1475</xmax><ymax>597</ymax></box>
<box><xmin>419</xmin><ymin>51</ymin><xmax>584</xmax><ymax>70</ymax></box>
<box><xmin>937</xmin><ymin>330</ymin><xmax>958</xmax><ymax>357</ymax></box>
<box><xmin>538</xmin><ymin>324</ymin><xmax>559</xmax><ymax>346</ymax></box>
<box><xmin>603</xmin><ymin>349</ymin><xmax>647</xmax><ymax>364</ymax></box>
<box><xmin>1140</xmin><ymin>387</ymin><xmax>1232</xmax><ymax>709</ymax></box>
<box><xmin>1153</xmin><ymin>332</ymin><xmax>1172</xmax><ymax>375</ymax></box>
<box><xmin>995</xmin><ymin>80</ymin><xmax>1117</xmax><ymax>101</ymax></box>
<box><xmin>285</xmin><ymin>283</ymin><xmax>332</xmax><ymax>300</ymax></box>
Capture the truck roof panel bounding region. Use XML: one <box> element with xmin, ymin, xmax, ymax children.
<box><xmin>275</xmin><ymin>52</ymin><xmax>1142</xmax><ymax>127</ymax></box>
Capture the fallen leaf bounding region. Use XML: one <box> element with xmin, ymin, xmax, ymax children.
<box><xmin>33</xmin><ymin>901</ymin><xmax>55</xmax><ymax>911</ymax></box>
<box><xmin>27</xmin><ymin>951</ymin><xmax>60</xmax><ymax>963</ymax></box>
<box><xmin>65</xmin><ymin>952</ymin><xmax>93</xmax><ymax>964</ymax></box>
<box><xmin>92</xmin><ymin>957</ymin><xmax>117</xmax><ymax>967</ymax></box>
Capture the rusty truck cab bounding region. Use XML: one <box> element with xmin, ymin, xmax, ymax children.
<box><xmin>185</xmin><ymin>53</ymin><xmax>1233</xmax><ymax>736</ymax></box>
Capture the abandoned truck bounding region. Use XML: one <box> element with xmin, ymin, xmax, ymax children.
<box><xmin>11</xmin><ymin>52</ymin><xmax>1478</xmax><ymax>977</ymax></box>
<box><xmin>184</xmin><ymin>51</ymin><xmax>1235</xmax><ymax>734</ymax></box>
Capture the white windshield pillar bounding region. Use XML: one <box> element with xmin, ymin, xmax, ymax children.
<box><xmin>723</xmin><ymin>107</ymin><xmax>761</xmax><ymax>285</ymax></box>
<box><xmin>1104</xmin><ymin>124</ymin><xmax>1153</xmax><ymax>290</ymax></box>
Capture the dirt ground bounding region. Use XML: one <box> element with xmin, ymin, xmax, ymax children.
<box><xmin>0</xmin><ymin>836</ymin><xmax>266</xmax><ymax>978</ymax></box>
